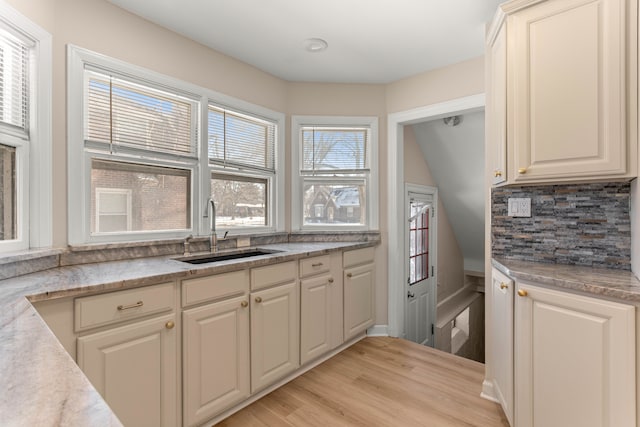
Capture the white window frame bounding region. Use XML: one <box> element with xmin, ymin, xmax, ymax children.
<box><xmin>206</xmin><ymin>102</ymin><xmax>283</xmax><ymax>235</ymax></box>
<box><xmin>0</xmin><ymin>4</ymin><xmax>52</xmax><ymax>253</ymax></box>
<box><xmin>291</xmin><ymin>116</ymin><xmax>378</xmax><ymax>231</ymax></box>
<box><xmin>68</xmin><ymin>45</ymin><xmax>284</xmax><ymax>245</ymax></box>
<box><xmin>95</xmin><ymin>187</ymin><xmax>132</xmax><ymax>233</ymax></box>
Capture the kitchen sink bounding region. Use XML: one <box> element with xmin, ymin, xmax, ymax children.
<box><xmin>176</xmin><ymin>249</ymin><xmax>281</xmax><ymax>264</ymax></box>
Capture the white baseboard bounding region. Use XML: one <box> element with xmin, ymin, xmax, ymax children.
<box><xmin>481</xmin><ymin>379</ymin><xmax>499</xmax><ymax>403</ymax></box>
<box><xmin>367</xmin><ymin>324</ymin><xmax>389</xmax><ymax>336</ymax></box>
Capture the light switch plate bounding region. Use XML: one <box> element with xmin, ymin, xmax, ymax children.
<box><xmin>508</xmin><ymin>198</ymin><xmax>531</xmax><ymax>217</ymax></box>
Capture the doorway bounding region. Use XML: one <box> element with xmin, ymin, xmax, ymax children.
<box><xmin>405</xmin><ymin>185</ymin><xmax>437</xmax><ymax>346</ymax></box>
<box><xmin>387</xmin><ymin>94</ymin><xmax>485</xmax><ymax>339</ymax></box>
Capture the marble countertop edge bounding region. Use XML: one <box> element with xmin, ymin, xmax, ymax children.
<box><xmin>493</xmin><ymin>257</ymin><xmax>640</xmax><ymax>303</ymax></box>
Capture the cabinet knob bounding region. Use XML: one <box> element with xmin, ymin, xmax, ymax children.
<box><xmin>241</xmin><ymin>301</ymin><xmax>248</xmax><ymax>308</ymax></box>
<box><xmin>328</xmin><ymin>278</ymin><xmax>334</xmax><ymax>283</ymax></box>
<box><xmin>517</xmin><ymin>289</ymin><xmax>528</xmax><ymax>297</ymax></box>
<box><xmin>500</xmin><ymin>282</ymin><xmax>508</xmax><ymax>290</ymax></box>
<box><xmin>255</xmin><ymin>296</ymin><xmax>263</xmax><ymax>303</ymax></box>
<box><xmin>165</xmin><ymin>321</ymin><xmax>175</xmax><ymax>330</ymax></box>
<box><xmin>346</xmin><ymin>273</ymin><xmax>353</xmax><ymax>278</ymax></box>
<box><xmin>518</xmin><ymin>167</ymin><xmax>527</xmax><ymax>174</ymax></box>
<box><xmin>494</xmin><ymin>170</ymin><xmax>502</xmax><ymax>178</ymax></box>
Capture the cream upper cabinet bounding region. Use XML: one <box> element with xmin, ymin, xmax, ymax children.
<box><xmin>490</xmin><ymin>268</ymin><xmax>514</xmax><ymax>425</ymax></box>
<box><xmin>488</xmin><ymin>0</ymin><xmax>637</xmax><ymax>185</ymax></box>
<box><xmin>487</xmin><ymin>20</ymin><xmax>508</xmax><ymax>185</ymax></box>
<box><xmin>514</xmin><ymin>283</ymin><xmax>636</xmax><ymax>427</ymax></box>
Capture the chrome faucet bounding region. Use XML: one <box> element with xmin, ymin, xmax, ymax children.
<box><xmin>208</xmin><ymin>198</ymin><xmax>217</xmax><ymax>252</ymax></box>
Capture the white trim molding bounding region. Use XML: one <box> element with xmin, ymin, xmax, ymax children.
<box><xmin>0</xmin><ymin>2</ymin><xmax>52</xmax><ymax>252</ymax></box>
<box><xmin>366</xmin><ymin>324</ymin><xmax>389</xmax><ymax>337</ymax></box>
<box><xmin>386</xmin><ymin>93</ymin><xmax>485</xmax><ymax>338</ymax></box>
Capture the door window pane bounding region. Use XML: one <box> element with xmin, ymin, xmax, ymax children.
<box><xmin>0</xmin><ymin>144</ymin><xmax>15</xmax><ymax>240</ymax></box>
<box><xmin>211</xmin><ymin>174</ymin><xmax>267</xmax><ymax>228</ymax></box>
<box><xmin>91</xmin><ymin>159</ymin><xmax>191</xmax><ymax>234</ymax></box>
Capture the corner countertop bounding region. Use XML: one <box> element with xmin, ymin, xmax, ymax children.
<box><xmin>493</xmin><ymin>257</ymin><xmax>640</xmax><ymax>303</ymax></box>
<box><xmin>0</xmin><ymin>241</ymin><xmax>377</xmax><ymax>427</ymax></box>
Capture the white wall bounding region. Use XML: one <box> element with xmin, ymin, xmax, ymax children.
<box><xmin>412</xmin><ymin>111</ymin><xmax>485</xmax><ymax>272</ymax></box>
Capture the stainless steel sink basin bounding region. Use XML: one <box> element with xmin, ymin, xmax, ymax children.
<box><xmin>176</xmin><ymin>249</ymin><xmax>281</xmax><ymax>264</ymax></box>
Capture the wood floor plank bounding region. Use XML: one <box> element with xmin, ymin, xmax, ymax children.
<box><xmin>218</xmin><ymin>337</ymin><xmax>509</xmax><ymax>427</ymax></box>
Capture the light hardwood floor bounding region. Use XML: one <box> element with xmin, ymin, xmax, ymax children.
<box><xmin>218</xmin><ymin>337</ymin><xmax>509</xmax><ymax>426</ymax></box>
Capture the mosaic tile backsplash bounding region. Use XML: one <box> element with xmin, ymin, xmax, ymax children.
<box><xmin>492</xmin><ymin>182</ymin><xmax>631</xmax><ymax>269</ymax></box>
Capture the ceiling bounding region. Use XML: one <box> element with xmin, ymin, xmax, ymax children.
<box><xmin>412</xmin><ymin>111</ymin><xmax>485</xmax><ymax>272</ymax></box>
<box><xmin>107</xmin><ymin>0</ymin><xmax>503</xmax><ymax>84</ymax></box>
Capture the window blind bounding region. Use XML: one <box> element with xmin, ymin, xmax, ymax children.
<box><xmin>85</xmin><ymin>69</ymin><xmax>196</xmax><ymax>157</ymax></box>
<box><xmin>0</xmin><ymin>26</ymin><xmax>31</xmax><ymax>134</ymax></box>
<box><xmin>301</xmin><ymin>127</ymin><xmax>367</xmax><ymax>173</ymax></box>
<box><xmin>208</xmin><ymin>105</ymin><xmax>275</xmax><ymax>173</ymax></box>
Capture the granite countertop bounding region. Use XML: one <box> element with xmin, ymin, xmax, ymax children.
<box><xmin>0</xmin><ymin>241</ymin><xmax>376</xmax><ymax>426</ymax></box>
<box><xmin>493</xmin><ymin>257</ymin><xmax>640</xmax><ymax>303</ymax></box>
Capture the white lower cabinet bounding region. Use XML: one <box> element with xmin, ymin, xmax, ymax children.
<box><xmin>182</xmin><ymin>295</ymin><xmax>250</xmax><ymax>427</ymax></box>
<box><xmin>77</xmin><ymin>313</ymin><xmax>179</xmax><ymax>427</ymax></box>
<box><xmin>343</xmin><ymin>262</ymin><xmax>375</xmax><ymax>340</ymax></box>
<box><xmin>514</xmin><ymin>283</ymin><xmax>636</xmax><ymax>427</ymax></box>
<box><xmin>250</xmin><ymin>280</ymin><xmax>299</xmax><ymax>393</ymax></box>
<box><xmin>490</xmin><ymin>268</ymin><xmax>514</xmax><ymax>425</ymax></box>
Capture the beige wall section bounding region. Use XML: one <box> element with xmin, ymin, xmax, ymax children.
<box><xmin>7</xmin><ymin>0</ymin><xmax>288</xmax><ymax>248</ymax></box>
<box><xmin>404</xmin><ymin>126</ymin><xmax>465</xmax><ymax>302</ymax></box>
<box><xmin>386</xmin><ymin>56</ymin><xmax>485</xmax><ymax>114</ymax></box>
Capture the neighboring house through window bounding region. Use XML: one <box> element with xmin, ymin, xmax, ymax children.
<box><xmin>0</xmin><ymin>4</ymin><xmax>51</xmax><ymax>253</ymax></box>
<box><xmin>291</xmin><ymin>116</ymin><xmax>378</xmax><ymax>231</ymax></box>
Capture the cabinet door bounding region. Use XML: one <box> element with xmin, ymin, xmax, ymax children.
<box><xmin>344</xmin><ymin>263</ymin><xmax>375</xmax><ymax>340</ymax></box>
<box><xmin>509</xmin><ymin>0</ymin><xmax>630</xmax><ymax>182</ymax></box>
<box><xmin>77</xmin><ymin>314</ymin><xmax>178</xmax><ymax>427</ymax></box>
<box><xmin>490</xmin><ymin>268</ymin><xmax>513</xmax><ymax>425</ymax></box>
<box><xmin>300</xmin><ymin>274</ymin><xmax>333</xmax><ymax>365</ymax></box>
<box><xmin>488</xmin><ymin>22</ymin><xmax>507</xmax><ymax>185</ymax></box>
<box><xmin>251</xmin><ymin>280</ymin><xmax>299</xmax><ymax>393</ymax></box>
<box><xmin>182</xmin><ymin>295</ymin><xmax>250</xmax><ymax>427</ymax></box>
<box><xmin>515</xmin><ymin>284</ymin><xmax>636</xmax><ymax>427</ymax></box>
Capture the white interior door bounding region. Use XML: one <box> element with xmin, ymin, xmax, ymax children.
<box><xmin>405</xmin><ymin>189</ymin><xmax>436</xmax><ymax>347</ymax></box>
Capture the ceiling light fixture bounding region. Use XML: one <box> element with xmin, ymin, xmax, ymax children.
<box><xmin>304</xmin><ymin>38</ymin><xmax>328</xmax><ymax>53</ymax></box>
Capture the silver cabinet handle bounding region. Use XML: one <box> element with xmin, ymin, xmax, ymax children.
<box><xmin>117</xmin><ymin>301</ymin><xmax>144</xmax><ymax>311</ymax></box>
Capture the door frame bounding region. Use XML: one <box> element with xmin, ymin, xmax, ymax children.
<box><xmin>387</xmin><ymin>93</ymin><xmax>485</xmax><ymax>338</ymax></box>
<box><xmin>405</xmin><ymin>183</ymin><xmax>437</xmax><ymax>344</ymax></box>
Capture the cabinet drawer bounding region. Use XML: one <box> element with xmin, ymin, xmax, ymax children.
<box><xmin>75</xmin><ymin>282</ymin><xmax>175</xmax><ymax>332</ymax></box>
<box><xmin>251</xmin><ymin>261</ymin><xmax>296</xmax><ymax>291</ymax></box>
<box><xmin>182</xmin><ymin>269</ymin><xmax>249</xmax><ymax>308</ymax></box>
<box><xmin>299</xmin><ymin>255</ymin><xmax>331</xmax><ymax>278</ymax></box>
<box><xmin>343</xmin><ymin>247</ymin><xmax>375</xmax><ymax>268</ymax></box>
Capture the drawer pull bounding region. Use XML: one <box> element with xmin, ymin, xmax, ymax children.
<box><xmin>312</xmin><ymin>262</ymin><xmax>324</xmax><ymax>267</ymax></box>
<box><xmin>328</xmin><ymin>278</ymin><xmax>334</xmax><ymax>283</ymax></box>
<box><xmin>255</xmin><ymin>296</ymin><xmax>263</xmax><ymax>303</ymax></box>
<box><xmin>500</xmin><ymin>283</ymin><xmax>508</xmax><ymax>290</ymax></box>
<box><xmin>494</xmin><ymin>170</ymin><xmax>502</xmax><ymax>178</ymax></box>
<box><xmin>517</xmin><ymin>289</ymin><xmax>528</xmax><ymax>297</ymax></box>
<box><xmin>241</xmin><ymin>301</ymin><xmax>248</xmax><ymax>308</ymax></box>
<box><xmin>518</xmin><ymin>167</ymin><xmax>527</xmax><ymax>174</ymax></box>
<box><xmin>165</xmin><ymin>321</ymin><xmax>175</xmax><ymax>330</ymax></box>
<box><xmin>117</xmin><ymin>300</ymin><xmax>144</xmax><ymax>311</ymax></box>
<box><xmin>346</xmin><ymin>273</ymin><xmax>353</xmax><ymax>278</ymax></box>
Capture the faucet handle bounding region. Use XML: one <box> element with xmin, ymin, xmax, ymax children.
<box><xmin>183</xmin><ymin>234</ymin><xmax>194</xmax><ymax>256</ymax></box>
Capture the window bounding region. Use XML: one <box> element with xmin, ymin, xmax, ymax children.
<box><xmin>208</xmin><ymin>105</ymin><xmax>278</xmax><ymax>233</ymax></box>
<box><xmin>292</xmin><ymin>116</ymin><xmax>378</xmax><ymax>231</ymax></box>
<box><xmin>69</xmin><ymin>46</ymin><xmax>284</xmax><ymax>244</ymax></box>
<box><xmin>0</xmin><ymin>5</ymin><xmax>51</xmax><ymax>253</ymax></box>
